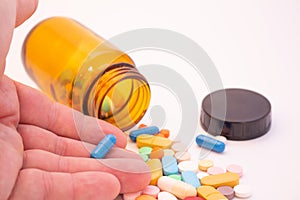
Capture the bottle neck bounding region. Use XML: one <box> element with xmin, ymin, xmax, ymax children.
<box><xmin>84</xmin><ymin>63</ymin><xmax>150</xmax><ymax>130</ymax></box>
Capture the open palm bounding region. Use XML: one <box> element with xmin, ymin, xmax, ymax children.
<box><xmin>0</xmin><ymin>1</ymin><xmax>150</xmax><ymax>199</ymax></box>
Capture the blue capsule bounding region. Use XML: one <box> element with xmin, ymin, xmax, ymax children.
<box><xmin>129</xmin><ymin>126</ymin><xmax>160</xmax><ymax>142</ymax></box>
<box><xmin>90</xmin><ymin>134</ymin><xmax>116</xmax><ymax>159</ymax></box>
<box><xmin>182</xmin><ymin>171</ymin><xmax>201</xmax><ymax>188</ymax></box>
<box><xmin>196</xmin><ymin>134</ymin><xmax>225</xmax><ymax>153</ymax></box>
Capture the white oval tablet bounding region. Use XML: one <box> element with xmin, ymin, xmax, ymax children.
<box><xmin>178</xmin><ymin>160</ymin><xmax>198</xmax><ymax>172</ymax></box>
<box><xmin>158</xmin><ymin>191</ymin><xmax>178</xmax><ymax>200</ymax></box>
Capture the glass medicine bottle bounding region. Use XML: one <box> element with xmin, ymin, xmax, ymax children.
<box><xmin>22</xmin><ymin>17</ymin><xmax>151</xmax><ymax>131</ymax></box>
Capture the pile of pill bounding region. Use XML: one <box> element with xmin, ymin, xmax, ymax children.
<box><xmin>123</xmin><ymin>125</ymin><xmax>251</xmax><ymax>200</ymax></box>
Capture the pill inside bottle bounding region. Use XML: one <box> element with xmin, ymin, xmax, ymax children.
<box><xmin>22</xmin><ymin>17</ymin><xmax>151</xmax><ymax>130</ymax></box>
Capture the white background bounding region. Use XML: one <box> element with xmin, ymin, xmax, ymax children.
<box><xmin>5</xmin><ymin>0</ymin><xmax>300</xmax><ymax>199</ymax></box>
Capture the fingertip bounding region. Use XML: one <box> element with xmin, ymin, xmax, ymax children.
<box><xmin>100</xmin><ymin>158</ymin><xmax>151</xmax><ymax>193</ymax></box>
<box><xmin>120</xmin><ymin>159</ymin><xmax>151</xmax><ymax>193</ymax></box>
<box><xmin>112</xmin><ymin>129</ymin><xmax>127</xmax><ymax>148</ymax></box>
<box><xmin>72</xmin><ymin>172</ymin><xmax>121</xmax><ymax>199</ymax></box>
<box><xmin>15</xmin><ymin>0</ymin><xmax>39</xmax><ymax>27</ymax></box>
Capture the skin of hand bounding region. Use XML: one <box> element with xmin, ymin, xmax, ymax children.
<box><xmin>0</xmin><ymin>0</ymin><xmax>151</xmax><ymax>199</ymax></box>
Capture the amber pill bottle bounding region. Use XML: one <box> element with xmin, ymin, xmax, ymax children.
<box><xmin>22</xmin><ymin>17</ymin><xmax>151</xmax><ymax>130</ymax></box>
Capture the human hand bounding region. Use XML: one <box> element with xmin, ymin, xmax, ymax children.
<box><xmin>0</xmin><ymin>1</ymin><xmax>150</xmax><ymax>200</ymax></box>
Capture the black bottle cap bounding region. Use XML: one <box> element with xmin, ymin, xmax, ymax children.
<box><xmin>200</xmin><ymin>88</ymin><xmax>271</xmax><ymax>140</ymax></box>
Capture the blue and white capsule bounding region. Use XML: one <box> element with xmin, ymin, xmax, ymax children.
<box><xmin>129</xmin><ymin>126</ymin><xmax>160</xmax><ymax>142</ymax></box>
<box><xmin>196</xmin><ymin>134</ymin><xmax>225</xmax><ymax>153</ymax></box>
<box><xmin>90</xmin><ymin>134</ymin><xmax>116</xmax><ymax>159</ymax></box>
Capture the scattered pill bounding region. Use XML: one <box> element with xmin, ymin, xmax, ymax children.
<box><xmin>182</xmin><ymin>171</ymin><xmax>201</xmax><ymax>188</ymax></box>
<box><xmin>196</xmin><ymin>171</ymin><xmax>209</xmax><ymax>180</ymax></box>
<box><xmin>198</xmin><ymin>160</ymin><xmax>214</xmax><ymax>171</ymax></box>
<box><xmin>140</xmin><ymin>154</ymin><xmax>149</xmax><ymax>162</ymax></box>
<box><xmin>142</xmin><ymin>185</ymin><xmax>160</xmax><ymax>198</ymax></box>
<box><xmin>158</xmin><ymin>191</ymin><xmax>178</xmax><ymax>200</ymax></box>
<box><xmin>175</xmin><ymin>151</ymin><xmax>191</xmax><ymax>162</ymax></box>
<box><xmin>234</xmin><ymin>184</ymin><xmax>251</xmax><ymax>198</ymax></box>
<box><xmin>90</xmin><ymin>134</ymin><xmax>116</xmax><ymax>159</ymax></box>
<box><xmin>200</xmin><ymin>172</ymin><xmax>239</xmax><ymax>188</ymax></box>
<box><xmin>172</xmin><ymin>142</ymin><xmax>187</xmax><ymax>152</ymax></box>
<box><xmin>150</xmin><ymin>147</ymin><xmax>164</xmax><ymax>159</ymax></box>
<box><xmin>123</xmin><ymin>191</ymin><xmax>142</xmax><ymax>200</ymax></box>
<box><xmin>162</xmin><ymin>156</ymin><xmax>178</xmax><ymax>175</ymax></box>
<box><xmin>159</xmin><ymin>129</ymin><xmax>170</xmax><ymax>138</ymax></box>
<box><xmin>196</xmin><ymin>134</ymin><xmax>225</xmax><ymax>153</ymax></box>
<box><xmin>197</xmin><ymin>186</ymin><xmax>227</xmax><ymax>200</ymax></box>
<box><xmin>130</xmin><ymin>126</ymin><xmax>160</xmax><ymax>142</ymax></box>
<box><xmin>137</xmin><ymin>134</ymin><xmax>173</xmax><ymax>149</ymax></box>
<box><xmin>183</xmin><ymin>197</ymin><xmax>205</xmax><ymax>200</ymax></box>
<box><xmin>157</xmin><ymin>176</ymin><xmax>197</xmax><ymax>199</ymax></box>
<box><xmin>156</xmin><ymin>133</ymin><xmax>167</xmax><ymax>138</ymax></box>
<box><xmin>164</xmin><ymin>149</ymin><xmax>175</xmax><ymax>157</ymax></box>
<box><xmin>168</xmin><ymin>174</ymin><xmax>182</xmax><ymax>181</ymax></box>
<box><xmin>139</xmin><ymin>146</ymin><xmax>153</xmax><ymax>155</ymax></box>
<box><xmin>101</xmin><ymin>97</ymin><xmax>114</xmax><ymax>114</ymax></box>
<box><xmin>226</xmin><ymin>164</ymin><xmax>243</xmax><ymax>177</ymax></box>
<box><xmin>138</xmin><ymin>124</ymin><xmax>148</xmax><ymax>129</ymax></box>
<box><xmin>178</xmin><ymin>161</ymin><xmax>198</xmax><ymax>173</ymax></box>
<box><xmin>146</xmin><ymin>159</ymin><xmax>163</xmax><ymax>185</ymax></box>
<box><xmin>217</xmin><ymin>186</ymin><xmax>235</xmax><ymax>200</ymax></box>
<box><xmin>207</xmin><ymin>166</ymin><xmax>225</xmax><ymax>175</ymax></box>
<box><xmin>134</xmin><ymin>123</ymin><xmax>251</xmax><ymax>199</ymax></box>
<box><xmin>136</xmin><ymin>195</ymin><xmax>157</xmax><ymax>200</ymax></box>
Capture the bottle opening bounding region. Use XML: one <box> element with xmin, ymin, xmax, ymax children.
<box><xmin>84</xmin><ymin>64</ymin><xmax>151</xmax><ymax>131</ymax></box>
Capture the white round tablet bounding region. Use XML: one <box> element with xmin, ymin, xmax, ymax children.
<box><xmin>207</xmin><ymin>166</ymin><xmax>225</xmax><ymax>175</ymax></box>
<box><xmin>234</xmin><ymin>184</ymin><xmax>252</xmax><ymax>198</ymax></box>
<box><xmin>196</xmin><ymin>171</ymin><xmax>209</xmax><ymax>180</ymax></box>
<box><xmin>226</xmin><ymin>164</ymin><xmax>243</xmax><ymax>177</ymax></box>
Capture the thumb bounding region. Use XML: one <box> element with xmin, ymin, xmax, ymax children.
<box><xmin>0</xmin><ymin>0</ymin><xmax>39</xmax><ymax>77</ymax></box>
<box><xmin>15</xmin><ymin>0</ymin><xmax>39</xmax><ymax>27</ymax></box>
